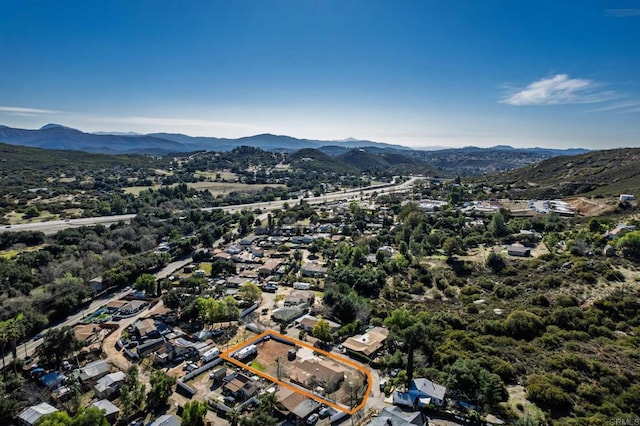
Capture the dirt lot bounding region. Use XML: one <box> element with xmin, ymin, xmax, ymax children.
<box><xmin>565</xmin><ymin>196</ymin><xmax>615</xmax><ymax>216</ymax></box>
<box><xmin>252</xmin><ymin>339</ymin><xmax>292</xmax><ymax>376</ymax></box>
<box><xmin>246</xmin><ymin>338</ymin><xmax>368</xmax><ymax>408</ymax></box>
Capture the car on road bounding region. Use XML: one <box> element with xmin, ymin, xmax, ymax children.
<box><xmin>306</xmin><ymin>413</ymin><xmax>319</xmax><ymax>424</ymax></box>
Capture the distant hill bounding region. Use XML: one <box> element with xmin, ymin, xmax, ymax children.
<box><xmin>410</xmin><ymin>145</ymin><xmax>589</xmax><ymax>176</ymax></box>
<box><xmin>288</xmin><ymin>148</ymin><xmax>445</xmax><ymax>177</ymax></box>
<box><xmin>288</xmin><ymin>148</ymin><xmax>360</xmax><ymax>175</ymax></box>
<box><xmin>0</xmin><ymin>124</ymin><xmax>411</xmax><ymax>154</ymax></box>
<box><xmin>336</xmin><ymin>149</ymin><xmax>444</xmax><ymax>176</ymax></box>
<box><xmin>478</xmin><ymin>147</ymin><xmax>640</xmax><ymax>198</ymax></box>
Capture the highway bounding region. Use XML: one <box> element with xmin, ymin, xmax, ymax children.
<box><xmin>3</xmin><ymin>177</ymin><xmax>420</xmax><ymax>235</ymax></box>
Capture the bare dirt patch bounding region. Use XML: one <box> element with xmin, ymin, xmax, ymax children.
<box><xmin>253</xmin><ymin>339</ymin><xmax>292</xmax><ymax>377</ymax></box>
<box><xmin>565</xmin><ymin>196</ymin><xmax>615</xmax><ymax>217</ymax></box>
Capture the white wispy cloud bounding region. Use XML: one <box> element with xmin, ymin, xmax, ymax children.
<box><xmin>605</xmin><ymin>9</ymin><xmax>640</xmax><ymax>17</ymax></box>
<box><xmin>0</xmin><ymin>105</ymin><xmax>61</xmax><ymax>114</ymax></box>
<box><xmin>501</xmin><ymin>74</ymin><xmax>618</xmax><ymax>106</ymax></box>
<box><xmin>590</xmin><ymin>100</ymin><xmax>640</xmax><ymax>113</ymax></box>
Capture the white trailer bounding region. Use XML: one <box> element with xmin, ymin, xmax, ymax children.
<box><xmin>201</xmin><ymin>347</ymin><xmax>220</xmax><ymax>362</ymax></box>
<box><xmin>293</xmin><ymin>282</ymin><xmax>311</xmax><ymax>290</ymax></box>
<box><xmin>233</xmin><ymin>344</ymin><xmax>257</xmax><ymax>361</ymax></box>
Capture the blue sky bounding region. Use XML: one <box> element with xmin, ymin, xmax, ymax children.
<box><xmin>1</xmin><ymin>0</ymin><xmax>639</xmax><ymax>149</ymax></box>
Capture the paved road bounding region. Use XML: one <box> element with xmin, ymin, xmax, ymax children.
<box><xmin>3</xmin><ymin>177</ymin><xmax>420</xmax><ymax>235</ymax></box>
<box><xmin>2</xmin><ymin>257</ymin><xmax>193</xmax><ymax>368</ymax></box>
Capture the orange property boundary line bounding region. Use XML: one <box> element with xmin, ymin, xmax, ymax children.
<box><xmin>220</xmin><ymin>329</ymin><xmax>372</xmax><ymax>415</ymax></box>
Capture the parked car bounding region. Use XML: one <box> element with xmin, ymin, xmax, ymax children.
<box><xmin>306</xmin><ymin>413</ymin><xmax>319</xmax><ymax>425</ymax></box>
<box><xmin>379</xmin><ymin>379</ymin><xmax>388</xmax><ymax>391</ymax></box>
<box><xmin>262</xmin><ymin>284</ymin><xmax>278</xmax><ymax>293</ymax></box>
<box><xmin>390</xmin><ymin>368</ymin><xmax>401</xmax><ymax>378</ymax></box>
<box><xmin>319</xmin><ymin>407</ymin><xmax>331</xmax><ymax>419</ymax></box>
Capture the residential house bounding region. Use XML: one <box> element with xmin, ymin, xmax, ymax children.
<box><xmin>94</xmin><ymin>371</ymin><xmax>126</xmax><ymax>399</ymax></box>
<box><xmin>369</xmin><ymin>406</ymin><xmax>425</xmax><ymax>426</ymax></box>
<box><xmin>342</xmin><ymin>326</ymin><xmax>389</xmax><ymax>360</ymax></box>
<box><xmin>76</xmin><ymin>359</ymin><xmax>111</xmax><ymax>388</ymax></box>
<box><xmin>408</xmin><ymin>378</ymin><xmax>447</xmax><ymax>406</ymax></box>
<box><xmin>288</xmin><ymin>359</ymin><xmax>345</xmax><ymax>393</ymax></box>
<box><xmin>137</xmin><ymin>338</ymin><xmax>165</xmax><ymax>357</ymax></box>
<box><xmin>284</xmin><ymin>291</ymin><xmax>314</xmax><ymax>307</ymax></box>
<box><xmin>17</xmin><ymin>402</ymin><xmax>58</xmax><ymax>426</ymax></box>
<box><xmin>224</xmin><ymin>245</ymin><xmax>243</xmax><ymax>255</ymax></box>
<box><xmin>150</xmin><ymin>414</ymin><xmax>181</xmax><ymax>426</ymax></box>
<box><xmin>90</xmin><ymin>399</ymin><xmax>120</xmax><ymax>423</ymax></box>
<box><xmin>300</xmin><ymin>262</ymin><xmax>327</xmax><ymax>277</ymax></box>
<box><xmin>226</xmin><ymin>276</ymin><xmax>246</xmax><ymax>288</ymax></box>
<box><xmin>272</xmin><ymin>306</ymin><xmax>307</xmax><ymax>323</ymax></box>
<box><xmin>507</xmin><ymin>243</ymin><xmax>530</xmax><ymax>257</ymax></box>
<box><xmin>259</xmin><ymin>259</ymin><xmax>282</xmax><ymax>276</ymax></box>
<box><xmin>223</xmin><ymin>372</ymin><xmax>259</xmax><ymax>401</ymax></box>
<box><xmin>295</xmin><ymin>314</ymin><xmax>341</xmax><ymax>333</ymax></box>
<box><xmin>276</xmin><ymin>387</ymin><xmax>319</xmax><ymax>420</ymax></box>
<box><xmin>135</xmin><ymin>318</ymin><xmax>158</xmax><ymax>340</ymax></box>
<box><xmin>119</xmin><ymin>300</ymin><xmax>147</xmax><ymax>316</ymax></box>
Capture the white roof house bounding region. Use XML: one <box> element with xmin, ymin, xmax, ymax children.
<box><xmin>150</xmin><ymin>414</ymin><xmax>181</xmax><ymax>426</ymax></box>
<box><xmin>17</xmin><ymin>402</ymin><xmax>58</xmax><ymax>426</ymax></box>
<box><xmin>94</xmin><ymin>371</ymin><xmax>126</xmax><ymax>398</ymax></box>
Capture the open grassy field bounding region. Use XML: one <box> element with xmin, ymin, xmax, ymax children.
<box><xmin>123</xmin><ymin>181</ymin><xmax>285</xmax><ymax>196</ymax></box>
<box><xmin>5</xmin><ymin>210</ymin><xmax>57</xmax><ymax>225</ymax></box>
<box><xmin>194</xmin><ymin>170</ymin><xmax>238</xmax><ymax>180</ymax></box>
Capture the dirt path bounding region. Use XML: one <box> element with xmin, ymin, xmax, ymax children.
<box><xmin>101</xmin><ymin>300</ymin><xmax>167</xmax><ymax>371</ymax></box>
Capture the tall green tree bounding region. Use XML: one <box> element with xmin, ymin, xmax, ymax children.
<box><xmin>134</xmin><ymin>273</ymin><xmax>157</xmax><ymax>294</ymax></box>
<box><xmin>488</xmin><ymin>211</ymin><xmax>509</xmax><ymax>238</ymax></box>
<box><xmin>119</xmin><ymin>366</ymin><xmax>146</xmax><ymax>418</ymax></box>
<box><xmin>181</xmin><ymin>400</ymin><xmax>208</xmax><ymax>426</ymax></box>
<box><xmin>0</xmin><ymin>313</ymin><xmax>24</xmax><ymax>377</ymax></box>
<box><xmin>147</xmin><ymin>370</ymin><xmax>176</xmax><ymax>412</ymax></box>
<box><xmin>238</xmin><ymin>282</ymin><xmax>262</xmax><ymax>304</ymax></box>
<box><xmin>37</xmin><ymin>326</ymin><xmax>80</xmax><ymax>369</ymax></box>
<box><xmin>37</xmin><ymin>407</ymin><xmax>108</xmax><ymax>426</ymax></box>
<box><xmin>312</xmin><ymin>318</ymin><xmax>333</xmax><ymax>343</ymax></box>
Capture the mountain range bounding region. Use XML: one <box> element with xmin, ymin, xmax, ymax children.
<box><xmin>0</xmin><ymin>124</ymin><xmax>592</xmax><ymax>176</ymax></box>
<box><xmin>0</xmin><ymin>123</ymin><xmax>410</xmax><ymax>155</ymax></box>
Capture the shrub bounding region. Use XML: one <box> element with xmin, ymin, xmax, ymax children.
<box><xmin>504</xmin><ymin>310</ymin><xmax>545</xmax><ymax>340</ymax></box>
<box><xmin>526</xmin><ymin>374</ymin><xmax>573</xmax><ymax>410</ymax></box>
